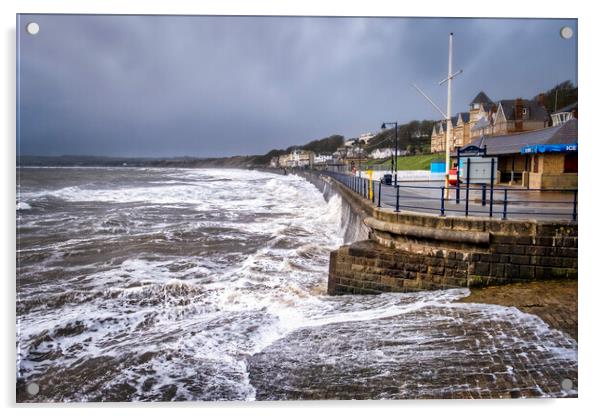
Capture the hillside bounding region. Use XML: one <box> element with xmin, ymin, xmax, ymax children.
<box><xmin>364</xmin><ymin>120</ymin><xmax>435</xmax><ymax>154</ymax></box>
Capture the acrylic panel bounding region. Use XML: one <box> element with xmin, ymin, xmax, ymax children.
<box><xmin>16</xmin><ymin>14</ymin><xmax>578</xmax><ymax>402</ymax></box>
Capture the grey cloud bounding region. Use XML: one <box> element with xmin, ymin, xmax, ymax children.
<box><xmin>18</xmin><ymin>15</ymin><xmax>577</xmax><ymax>157</ymax></box>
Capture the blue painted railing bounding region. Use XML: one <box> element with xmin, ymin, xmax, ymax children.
<box><xmin>319</xmin><ymin>170</ymin><xmax>577</xmax><ymax>222</ymax></box>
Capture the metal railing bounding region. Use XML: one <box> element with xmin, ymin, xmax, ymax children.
<box><xmin>320</xmin><ymin>170</ymin><xmax>577</xmax><ymax>222</ymax></box>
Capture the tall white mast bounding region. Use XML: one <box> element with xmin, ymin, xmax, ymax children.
<box><xmin>445</xmin><ymin>33</ymin><xmax>453</xmax><ymax>185</ymax></box>
<box><xmin>413</xmin><ymin>32</ymin><xmax>461</xmax><ymax>198</ymax></box>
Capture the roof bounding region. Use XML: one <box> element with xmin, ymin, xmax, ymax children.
<box><xmin>484</xmin><ymin>102</ymin><xmax>496</xmax><ymax>112</ymax></box>
<box><xmin>457</xmin><ymin>112</ymin><xmax>470</xmax><ymax>124</ymax></box>
<box><xmin>498</xmin><ymin>99</ymin><xmax>549</xmax><ymax>122</ymax></box>
<box><xmin>470</xmin><ymin>91</ymin><xmax>493</xmax><ymax>106</ymax></box>
<box><xmin>461</xmin><ymin>119</ymin><xmax>577</xmax><ymax>155</ymax></box>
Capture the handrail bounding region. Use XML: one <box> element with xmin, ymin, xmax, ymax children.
<box><xmin>316</xmin><ymin>170</ymin><xmax>577</xmax><ymax>221</ymax></box>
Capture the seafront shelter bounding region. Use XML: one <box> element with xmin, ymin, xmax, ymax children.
<box><xmin>461</xmin><ymin>119</ymin><xmax>577</xmax><ymax>190</ymax></box>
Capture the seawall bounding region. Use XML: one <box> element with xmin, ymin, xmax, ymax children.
<box><xmin>294</xmin><ymin>170</ymin><xmax>369</xmax><ymax>244</ymax></box>
<box><xmin>295</xmin><ymin>170</ymin><xmax>578</xmax><ymax>295</ymax></box>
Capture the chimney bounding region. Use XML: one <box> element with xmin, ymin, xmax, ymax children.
<box><xmin>515</xmin><ymin>98</ymin><xmax>524</xmax><ymax>131</ymax></box>
<box><xmin>537</xmin><ymin>93</ymin><xmax>546</xmax><ymax>107</ymax></box>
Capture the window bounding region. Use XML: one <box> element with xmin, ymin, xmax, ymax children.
<box><xmin>522</xmin><ymin>107</ymin><xmax>529</xmax><ymax>119</ymax></box>
<box><xmin>564</xmin><ymin>153</ymin><xmax>578</xmax><ymax>173</ymax></box>
<box><xmin>533</xmin><ymin>155</ymin><xmax>539</xmax><ymax>173</ymax></box>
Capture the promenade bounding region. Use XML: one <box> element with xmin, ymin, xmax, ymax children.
<box><xmin>378</xmin><ymin>180</ymin><xmax>576</xmax><ymax>221</ymax></box>
<box><xmin>323</xmin><ymin>171</ymin><xmax>577</xmax><ymax>222</ymax></box>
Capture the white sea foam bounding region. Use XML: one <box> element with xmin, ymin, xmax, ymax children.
<box><xmin>16</xmin><ymin>167</ymin><xmax>578</xmax><ymax>401</ymax></box>
<box><xmin>17</xmin><ymin>201</ymin><xmax>31</xmax><ymax>210</ymax></box>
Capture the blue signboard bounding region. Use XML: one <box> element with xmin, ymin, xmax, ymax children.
<box><xmin>520</xmin><ymin>143</ymin><xmax>578</xmax><ymax>154</ymax></box>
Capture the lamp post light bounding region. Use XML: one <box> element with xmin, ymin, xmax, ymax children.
<box><xmin>358</xmin><ymin>143</ymin><xmax>363</xmax><ymax>179</ymax></box>
<box><xmin>381</xmin><ymin>122</ymin><xmax>398</xmax><ymax>186</ymax></box>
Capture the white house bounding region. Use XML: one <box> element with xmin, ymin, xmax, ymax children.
<box><xmin>314</xmin><ymin>154</ymin><xmax>334</xmax><ymax>164</ymax></box>
<box><xmin>287</xmin><ymin>149</ymin><xmax>315</xmax><ymax>167</ymax></box>
<box><xmin>358</xmin><ymin>132</ymin><xmax>375</xmax><ymax>144</ymax></box>
<box><xmin>370</xmin><ymin>148</ymin><xmax>395</xmax><ymax>159</ymax></box>
<box><xmin>335</xmin><ymin>146</ymin><xmax>365</xmax><ymax>160</ymax></box>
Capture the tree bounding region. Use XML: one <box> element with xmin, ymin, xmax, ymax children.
<box><xmin>536</xmin><ymin>80</ymin><xmax>578</xmax><ymax>113</ymax></box>
<box><xmin>302</xmin><ymin>134</ymin><xmax>345</xmax><ymax>154</ymax></box>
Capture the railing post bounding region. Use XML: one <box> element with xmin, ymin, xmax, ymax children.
<box><xmin>377</xmin><ymin>182</ymin><xmax>382</xmax><ymax>208</ymax></box>
<box><xmin>572</xmin><ymin>189</ymin><xmax>577</xmax><ymax>221</ymax></box>
<box><xmin>502</xmin><ymin>189</ymin><xmax>508</xmax><ymax>220</ymax></box>
<box><xmin>465</xmin><ymin>158</ymin><xmax>471</xmax><ymax>216</ymax></box>
<box><xmin>456</xmin><ymin>147</ymin><xmax>460</xmax><ymax>204</ymax></box>
<box><xmin>481</xmin><ymin>184</ymin><xmax>486</xmax><ymax>206</ymax></box>
<box><xmin>489</xmin><ymin>158</ymin><xmax>495</xmax><ymax>217</ymax></box>
<box><xmin>395</xmin><ymin>185</ymin><xmax>400</xmax><ymax>212</ymax></box>
<box><xmin>440</xmin><ymin>186</ymin><xmax>445</xmax><ymax>216</ymax></box>
<box><xmin>363</xmin><ymin>179</ymin><xmax>367</xmax><ymax>198</ymax></box>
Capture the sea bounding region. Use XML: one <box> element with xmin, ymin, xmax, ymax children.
<box><xmin>16</xmin><ymin>167</ymin><xmax>577</xmax><ymax>401</ymax></box>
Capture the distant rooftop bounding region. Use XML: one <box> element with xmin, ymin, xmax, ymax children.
<box><xmin>470</xmin><ymin>91</ymin><xmax>493</xmax><ymax>106</ymax></box>
<box><xmin>498</xmin><ymin>99</ymin><xmax>548</xmax><ymax>122</ymax></box>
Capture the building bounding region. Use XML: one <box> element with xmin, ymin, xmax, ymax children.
<box><xmin>334</xmin><ymin>146</ymin><xmax>364</xmax><ymax>160</ymax></box>
<box><xmin>452</xmin><ymin>112</ymin><xmax>471</xmax><ymax>148</ymax></box>
<box><xmin>277</xmin><ymin>153</ymin><xmax>291</xmax><ymax>168</ymax></box>
<box><xmin>370</xmin><ymin>148</ymin><xmax>395</xmax><ymax>160</ymax></box>
<box><xmin>358</xmin><ymin>132</ymin><xmax>375</xmax><ymax>144</ymax></box>
<box><xmin>287</xmin><ymin>149</ymin><xmax>315</xmax><ymax>168</ymax></box>
<box><xmin>468</xmin><ymin>91</ymin><xmax>497</xmax><ymax>139</ymax></box>
<box><xmin>491</xmin><ymin>98</ymin><xmax>549</xmax><ymax>135</ymax></box>
<box><xmin>461</xmin><ymin>118</ymin><xmax>577</xmax><ymax>189</ymax></box>
<box><xmin>430</xmin><ymin>120</ymin><xmax>448</xmax><ymax>153</ymax></box>
<box><xmin>314</xmin><ymin>153</ymin><xmax>334</xmax><ymax>164</ymax></box>
<box><xmin>430</xmin><ymin>114</ymin><xmax>465</xmax><ymax>153</ymax></box>
<box><xmin>431</xmin><ymin>91</ymin><xmax>549</xmax><ymax>155</ymax></box>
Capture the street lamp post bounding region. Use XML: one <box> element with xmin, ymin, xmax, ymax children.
<box><xmin>381</xmin><ymin>122</ymin><xmax>398</xmax><ymax>186</ymax></box>
<box><xmin>358</xmin><ymin>143</ymin><xmax>362</xmax><ymax>179</ymax></box>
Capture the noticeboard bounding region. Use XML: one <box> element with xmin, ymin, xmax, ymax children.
<box><xmin>458</xmin><ymin>157</ymin><xmax>498</xmax><ymax>183</ymax></box>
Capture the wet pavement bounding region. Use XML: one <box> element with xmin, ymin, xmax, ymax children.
<box><xmin>249</xmin><ymin>286</ymin><xmax>578</xmax><ymax>400</ymax></box>
<box><xmin>459</xmin><ymin>280</ymin><xmax>578</xmax><ymax>340</ymax></box>
<box><xmin>339</xmin><ymin>175</ymin><xmax>577</xmax><ymax>221</ymax></box>
<box><xmin>375</xmin><ymin>181</ymin><xmax>576</xmax><ymax>221</ymax></box>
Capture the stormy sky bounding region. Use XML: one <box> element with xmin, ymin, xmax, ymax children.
<box><xmin>17</xmin><ymin>15</ymin><xmax>577</xmax><ymax>158</ymax></box>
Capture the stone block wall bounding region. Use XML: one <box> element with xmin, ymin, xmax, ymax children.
<box><xmin>329</xmin><ymin>220</ymin><xmax>577</xmax><ymax>295</ymax></box>
<box><xmin>295</xmin><ymin>171</ymin><xmax>577</xmax><ymax>295</ymax></box>
<box><xmin>321</xmin><ymin>172</ymin><xmax>578</xmax><ymax>295</ymax></box>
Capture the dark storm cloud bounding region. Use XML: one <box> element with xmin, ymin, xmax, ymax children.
<box><xmin>17</xmin><ymin>15</ymin><xmax>577</xmax><ymax>157</ymax></box>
